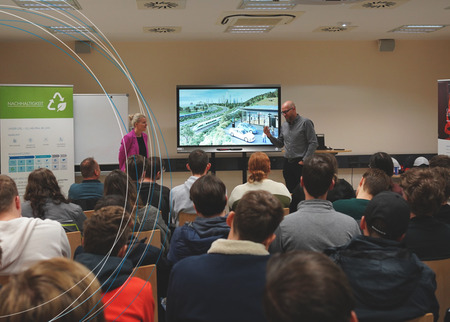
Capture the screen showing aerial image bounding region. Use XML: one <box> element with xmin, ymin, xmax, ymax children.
<box><xmin>178</xmin><ymin>87</ymin><xmax>280</xmax><ymax>147</ymax></box>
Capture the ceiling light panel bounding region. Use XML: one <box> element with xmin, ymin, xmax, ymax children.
<box><xmin>218</xmin><ymin>11</ymin><xmax>302</xmax><ymax>26</ymax></box>
<box><xmin>390</xmin><ymin>25</ymin><xmax>446</xmax><ymax>33</ymax></box>
<box><xmin>45</xmin><ymin>25</ymin><xmax>96</xmax><ymax>34</ymax></box>
<box><xmin>238</xmin><ymin>0</ymin><xmax>298</xmax><ymax>10</ymax></box>
<box><xmin>297</xmin><ymin>0</ymin><xmax>364</xmax><ymax>4</ymax></box>
<box><xmin>225</xmin><ymin>25</ymin><xmax>274</xmax><ymax>33</ymax></box>
<box><xmin>12</xmin><ymin>0</ymin><xmax>81</xmax><ymax>10</ymax></box>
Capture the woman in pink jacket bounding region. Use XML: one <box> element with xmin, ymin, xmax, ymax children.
<box><xmin>118</xmin><ymin>113</ymin><xmax>149</xmax><ymax>171</ymax></box>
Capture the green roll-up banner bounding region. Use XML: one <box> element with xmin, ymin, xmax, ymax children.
<box><xmin>0</xmin><ymin>84</ymin><xmax>75</xmax><ymax>198</ymax></box>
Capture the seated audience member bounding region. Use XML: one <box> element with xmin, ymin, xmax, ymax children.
<box><xmin>104</xmin><ymin>169</ymin><xmax>170</xmax><ymax>251</ymax></box>
<box><xmin>0</xmin><ymin>257</ymin><xmax>104</xmax><ymax>321</ymax></box>
<box><xmin>326</xmin><ymin>191</ymin><xmax>439</xmax><ymax>322</ymax></box>
<box><xmin>228</xmin><ymin>152</ymin><xmax>291</xmax><ymax>210</ymax></box>
<box><xmin>21</xmin><ymin>168</ymin><xmax>86</xmax><ymax>233</ymax></box>
<box><xmin>413</xmin><ymin>156</ymin><xmax>429</xmax><ymax>168</ymax></box>
<box><xmin>368</xmin><ymin>151</ymin><xmax>402</xmax><ymax>195</ymax></box>
<box><xmin>166</xmin><ymin>190</ymin><xmax>284</xmax><ymax>322</ymax></box>
<box><xmin>168</xmin><ymin>174</ymin><xmax>230</xmax><ymax>265</ymax></box>
<box><xmin>401</xmin><ymin>167</ymin><xmax>450</xmax><ymax>260</ymax></box>
<box><xmin>290</xmin><ymin>177</ymin><xmax>355</xmax><ymax>213</ymax></box>
<box><xmin>142</xmin><ymin>156</ymin><xmax>171</xmax><ymax>224</ymax></box>
<box><xmin>430</xmin><ymin>154</ymin><xmax>450</xmax><ymax>168</ymax></box>
<box><xmin>429</xmin><ymin>155</ymin><xmax>450</xmax><ymax>224</ymax></box>
<box><xmin>0</xmin><ymin>175</ymin><xmax>70</xmax><ymax>275</ymax></box>
<box><xmin>68</xmin><ymin>157</ymin><xmax>104</xmax><ymax>210</ymax></box>
<box><xmin>264</xmin><ymin>251</ymin><xmax>358</xmax><ymax>322</ymax></box>
<box><xmin>91</xmin><ymin>195</ymin><xmax>171</xmax><ymax>310</ymax></box>
<box><xmin>333</xmin><ymin>168</ymin><xmax>390</xmax><ymax>220</ymax></box>
<box><xmin>270</xmin><ymin>154</ymin><xmax>360</xmax><ymax>253</ymax></box>
<box><xmin>75</xmin><ymin>206</ymin><xmax>155</xmax><ymax>322</ymax></box>
<box><xmin>74</xmin><ymin>195</ymin><xmax>168</xmax><ymax>268</ymax></box>
<box><xmin>170</xmin><ymin>149</ymin><xmax>211</xmax><ymax>226</ymax></box>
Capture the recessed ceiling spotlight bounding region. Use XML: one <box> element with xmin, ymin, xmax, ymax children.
<box><xmin>337</xmin><ymin>21</ymin><xmax>351</xmax><ymax>28</ymax></box>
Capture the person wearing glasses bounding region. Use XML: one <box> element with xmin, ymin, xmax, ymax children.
<box><xmin>263</xmin><ymin>101</ymin><xmax>318</xmax><ymax>192</ymax></box>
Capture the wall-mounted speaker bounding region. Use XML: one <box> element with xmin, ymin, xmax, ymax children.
<box><xmin>75</xmin><ymin>41</ymin><xmax>91</xmax><ymax>54</ymax></box>
<box><xmin>378</xmin><ymin>39</ymin><xmax>395</xmax><ymax>52</ymax></box>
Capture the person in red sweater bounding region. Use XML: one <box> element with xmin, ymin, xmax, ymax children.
<box><xmin>75</xmin><ymin>206</ymin><xmax>155</xmax><ymax>321</ymax></box>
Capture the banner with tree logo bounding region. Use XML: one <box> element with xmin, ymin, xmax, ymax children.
<box><xmin>0</xmin><ymin>84</ymin><xmax>74</xmax><ymax>198</ymax></box>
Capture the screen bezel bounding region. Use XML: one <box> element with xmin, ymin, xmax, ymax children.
<box><xmin>176</xmin><ymin>84</ymin><xmax>282</xmax><ymax>153</ymax></box>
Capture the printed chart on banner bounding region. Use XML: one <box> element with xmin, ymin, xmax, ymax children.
<box><xmin>8</xmin><ymin>154</ymin><xmax>68</xmax><ymax>173</ymax></box>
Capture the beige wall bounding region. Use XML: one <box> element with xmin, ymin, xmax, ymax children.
<box><xmin>2</xmin><ymin>39</ymin><xmax>450</xmax><ymax>189</ymax></box>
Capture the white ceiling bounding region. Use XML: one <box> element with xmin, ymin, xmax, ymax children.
<box><xmin>0</xmin><ymin>0</ymin><xmax>449</xmax><ymax>42</ymax></box>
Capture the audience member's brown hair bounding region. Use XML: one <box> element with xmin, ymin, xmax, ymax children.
<box><xmin>104</xmin><ymin>169</ymin><xmax>142</xmax><ymax>212</ymax></box>
<box><xmin>302</xmin><ymin>154</ymin><xmax>337</xmax><ymax>198</ymax></box>
<box><xmin>264</xmin><ymin>251</ymin><xmax>355</xmax><ymax>322</ymax></box>
<box><xmin>145</xmin><ymin>156</ymin><xmax>164</xmax><ymax>180</ymax></box>
<box><xmin>429</xmin><ymin>154</ymin><xmax>450</xmax><ymax>169</ymax></box>
<box><xmin>80</xmin><ymin>157</ymin><xmax>99</xmax><ymax>178</ymax></box>
<box><xmin>188</xmin><ymin>149</ymin><xmax>209</xmax><ymax>175</ymax></box>
<box><xmin>430</xmin><ymin>166</ymin><xmax>450</xmax><ymax>201</ymax></box>
<box><xmin>127</xmin><ymin>154</ymin><xmax>146</xmax><ymax>182</ymax></box>
<box><xmin>248</xmin><ymin>152</ymin><xmax>271</xmax><ymax>183</ymax></box>
<box><xmin>0</xmin><ymin>175</ymin><xmax>18</xmax><ymax>213</ymax></box>
<box><xmin>83</xmin><ymin>206</ymin><xmax>132</xmax><ymax>256</ymax></box>
<box><xmin>0</xmin><ymin>257</ymin><xmax>104</xmax><ymax>322</ymax></box>
<box><xmin>23</xmin><ymin>168</ymin><xmax>69</xmax><ymax>219</ymax></box>
<box><xmin>362</xmin><ymin>168</ymin><xmax>391</xmax><ymax>196</ymax></box>
<box><xmin>401</xmin><ymin>168</ymin><xmax>446</xmax><ymax>217</ymax></box>
<box><xmin>233</xmin><ymin>190</ymin><xmax>283</xmax><ymax>243</ymax></box>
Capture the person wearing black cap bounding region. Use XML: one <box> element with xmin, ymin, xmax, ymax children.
<box><xmin>325</xmin><ymin>191</ymin><xmax>439</xmax><ymax>322</ymax></box>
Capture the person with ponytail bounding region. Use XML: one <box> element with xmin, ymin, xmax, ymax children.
<box><xmin>228</xmin><ymin>152</ymin><xmax>291</xmax><ymax>211</ymax></box>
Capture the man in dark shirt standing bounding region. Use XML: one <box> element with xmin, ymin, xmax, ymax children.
<box><xmin>264</xmin><ymin>100</ymin><xmax>318</xmax><ymax>192</ymax></box>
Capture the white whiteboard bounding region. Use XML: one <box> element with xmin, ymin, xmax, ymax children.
<box><xmin>73</xmin><ymin>94</ymin><xmax>128</xmax><ymax>165</ymax></box>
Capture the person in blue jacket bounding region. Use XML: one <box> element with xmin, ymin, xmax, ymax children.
<box><xmin>168</xmin><ymin>174</ymin><xmax>230</xmax><ymax>265</ymax></box>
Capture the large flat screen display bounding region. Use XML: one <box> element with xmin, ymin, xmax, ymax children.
<box><xmin>177</xmin><ymin>85</ymin><xmax>282</xmax><ymax>153</ymax></box>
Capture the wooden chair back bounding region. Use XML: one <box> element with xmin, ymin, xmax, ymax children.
<box><xmin>66</xmin><ymin>231</ymin><xmax>82</xmax><ymax>259</ymax></box>
<box><xmin>406</xmin><ymin>313</ymin><xmax>434</xmax><ymax>322</ymax></box>
<box><xmin>0</xmin><ymin>275</ymin><xmax>10</xmax><ymax>285</ymax></box>
<box><xmin>178</xmin><ymin>212</ymin><xmax>197</xmax><ymax>226</ymax></box>
<box><xmin>132</xmin><ymin>264</ymin><xmax>158</xmax><ymax>322</ymax></box>
<box><xmin>424</xmin><ymin>258</ymin><xmax>450</xmax><ymax>322</ymax></box>
<box><xmin>132</xmin><ymin>229</ymin><xmax>161</xmax><ymax>249</ymax></box>
<box><xmin>83</xmin><ymin>210</ymin><xmax>95</xmax><ymax>219</ymax></box>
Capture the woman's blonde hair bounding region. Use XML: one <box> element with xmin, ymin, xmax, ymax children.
<box><xmin>248</xmin><ymin>152</ymin><xmax>271</xmax><ymax>183</ymax></box>
<box><xmin>129</xmin><ymin>113</ymin><xmax>146</xmax><ymax>128</ymax></box>
<box><xmin>0</xmin><ymin>258</ymin><xmax>104</xmax><ymax>322</ymax></box>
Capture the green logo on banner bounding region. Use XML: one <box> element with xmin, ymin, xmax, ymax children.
<box><xmin>0</xmin><ymin>85</ymin><xmax>73</xmax><ymax>119</ymax></box>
